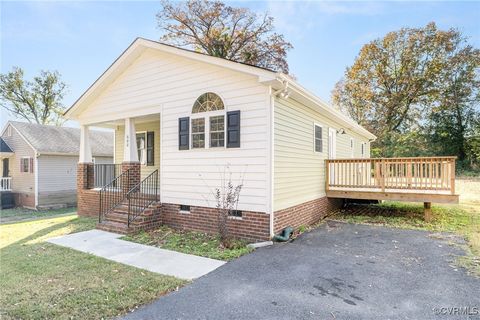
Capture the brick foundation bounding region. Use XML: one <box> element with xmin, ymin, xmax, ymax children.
<box><xmin>274</xmin><ymin>196</ymin><xmax>344</xmax><ymax>234</ymax></box>
<box><xmin>161</xmin><ymin>203</ymin><xmax>270</xmax><ymax>241</ymax></box>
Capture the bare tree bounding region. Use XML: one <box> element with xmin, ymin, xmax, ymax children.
<box><xmin>157</xmin><ymin>0</ymin><xmax>293</xmax><ymax>73</ymax></box>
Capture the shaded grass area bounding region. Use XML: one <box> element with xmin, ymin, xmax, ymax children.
<box><xmin>0</xmin><ymin>206</ymin><xmax>77</xmax><ymax>224</ymax></box>
<box><xmin>331</xmin><ymin>179</ymin><xmax>480</xmax><ymax>276</ymax></box>
<box><xmin>0</xmin><ymin>215</ymin><xmax>186</xmax><ymax>319</ymax></box>
<box><xmin>123</xmin><ymin>226</ymin><xmax>252</xmax><ymax>261</ymax></box>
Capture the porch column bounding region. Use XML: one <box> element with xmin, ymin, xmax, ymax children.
<box><xmin>122</xmin><ymin>118</ymin><xmax>140</xmax><ymax>192</ymax></box>
<box><xmin>78</xmin><ymin>125</ymin><xmax>93</xmax><ymax>190</ymax></box>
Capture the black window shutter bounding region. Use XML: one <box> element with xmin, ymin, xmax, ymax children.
<box><xmin>227</xmin><ymin>110</ymin><xmax>240</xmax><ymax>148</ymax></box>
<box><xmin>179</xmin><ymin>117</ymin><xmax>190</xmax><ymax>150</ymax></box>
<box><xmin>146</xmin><ymin>131</ymin><xmax>154</xmax><ymax>166</ymax></box>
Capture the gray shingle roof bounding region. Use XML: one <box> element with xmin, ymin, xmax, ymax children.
<box><xmin>0</xmin><ymin>137</ymin><xmax>13</xmax><ymax>153</ymax></box>
<box><xmin>9</xmin><ymin>121</ymin><xmax>113</xmax><ymax>157</ymax></box>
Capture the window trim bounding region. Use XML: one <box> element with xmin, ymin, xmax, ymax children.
<box><xmin>313</xmin><ymin>123</ymin><xmax>323</xmax><ymax>154</ymax></box>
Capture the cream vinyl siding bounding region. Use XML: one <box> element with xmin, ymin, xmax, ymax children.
<box><xmin>273</xmin><ymin>97</ymin><xmax>370</xmax><ymax>211</ymax></box>
<box><xmin>1</xmin><ymin>124</ymin><xmax>36</xmax><ymax>195</ymax></box>
<box><xmin>80</xmin><ymin>49</ymin><xmax>270</xmax><ymax>212</ymax></box>
<box><xmin>114</xmin><ymin>120</ymin><xmax>160</xmax><ymax>180</ymax></box>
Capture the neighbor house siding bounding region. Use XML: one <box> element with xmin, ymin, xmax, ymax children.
<box><xmin>79</xmin><ymin>49</ymin><xmax>270</xmax><ymax>213</ymax></box>
<box><xmin>1</xmin><ymin>123</ymin><xmax>36</xmax><ymax>207</ymax></box>
<box><xmin>114</xmin><ymin>120</ymin><xmax>160</xmax><ymax>181</ymax></box>
<box><xmin>273</xmin><ymin>97</ymin><xmax>371</xmax><ymax>211</ymax></box>
<box><xmin>37</xmin><ymin>155</ymin><xmax>112</xmax><ymax>207</ymax></box>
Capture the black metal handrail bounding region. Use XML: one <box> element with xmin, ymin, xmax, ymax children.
<box><xmin>99</xmin><ymin>168</ymin><xmax>130</xmax><ymax>223</ymax></box>
<box><xmin>94</xmin><ymin>164</ymin><xmax>122</xmax><ymax>188</ymax></box>
<box><xmin>127</xmin><ymin>170</ymin><xmax>159</xmax><ymax>227</ymax></box>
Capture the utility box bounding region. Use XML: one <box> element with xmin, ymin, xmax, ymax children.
<box><xmin>0</xmin><ymin>191</ymin><xmax>15</xmax><ymax>209</ymax></box>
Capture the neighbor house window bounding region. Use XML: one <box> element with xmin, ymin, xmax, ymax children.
<box><xmin>191</xmin><ymin>118</ymin><xmax>205</xmax><ymax>149</ymax></box>
<box><xmin>20</xmin><ymin>157</ymin><xmax>32</xmax><ymax>173</ymax></box>
<box><xmin>178</xmin><ymin>92</ymin><xmax>241</xmax><ymax>150</ymax></box>
<box><xmin>314</xmin><ymin>124</ymin><xmax>323</xmax><ymax>153</ymax></box>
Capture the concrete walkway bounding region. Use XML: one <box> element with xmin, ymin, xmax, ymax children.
<box><xmin>47</xmin><ymin>229</ymin><xmax>225</xmax><ymax>280</ymax></box>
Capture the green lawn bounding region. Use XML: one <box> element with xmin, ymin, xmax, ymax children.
<box><xmin>331</xmin><ymin>178</ymin><xmax>480</xmax><ymax>275</ymax></box>
<box><xmin>0</xmin><ymin>206</ymin><xmax>77</xmax><ymax>224</ymax></box>
<box><xmin>0</xmin><ymin>215</ymin><xmax>186</xmax><ymax>319</ymax></box>
<box><xmin>123</xmin><ymin>226</ymin><xmax>252</xmax><ymax>261</ymax></box>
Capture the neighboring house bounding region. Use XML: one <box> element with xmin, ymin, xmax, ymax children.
<box><xmin>65</xmin><ymin>38</ymin><xmax>458</xmax><ymax>240</ymax></box>
<box><xmin>0</xmin><ymin>121</ymin><xmax>113</xmax><ymax>209</ymax></box>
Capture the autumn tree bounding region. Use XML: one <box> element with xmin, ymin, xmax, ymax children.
<box><xmin>156</xmin><ymin>0</ymin><xmax>292</xmax><ymax>73</ymax></box>
<box><xmin>332</xmin><ymin>22</ymin><xmax>480</xmax><ymax>163</ymax></box>
<box><xmin>0</xmin><ymin>67</ymin><xmax>67</xmax><ymax>125</ymax></box>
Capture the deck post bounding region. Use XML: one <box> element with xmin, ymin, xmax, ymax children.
<box><xmin>325</xmin><ymin>160</ymin><xmax>330</xmax><ymax>192</ymax></box>
<box><xmin>424</xmin><ymin>202</ymin><xmax>432</xmax><ymax>222</ymax></box>
<box><xmin>450</xmin><ymin>159</ymin><xmax>455</xmax><ymax>195</ymax></box>
<box><xmin>380</xmin><ymin>159</ymin><xmax>386</xmax><ymax>192</ymax></box>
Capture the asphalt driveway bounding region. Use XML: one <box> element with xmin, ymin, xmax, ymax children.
<box><xmin>122</xmin><ymin>221</ymin><xmax>480</xmax><ymax>320</ymax></box>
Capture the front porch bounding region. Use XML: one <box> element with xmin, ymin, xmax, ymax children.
<box><xmin>78</xmin><ymin>115</ymin><xmax>162</xmax><ymax>233</ymax></box>
<box><xmin>325</xmin><ymin>157</ymin><xmax>459</xmax><ymax>220</ymax></box>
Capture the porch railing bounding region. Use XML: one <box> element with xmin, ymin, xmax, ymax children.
<box><xmin>325</xmin><ymin>157</ymin><xmax>456</xmax><ymax>194</ymax></box>
<box><xmin>127</xmin><ymin>170</ymin><xmax>159</xmax><ymax>227</ymax></box>
<box><xmin>94</xmin><ymin>164</ymin><xmax>122</xmax><ymax>188</ymax></box>
<box><xmin>0</xmin><ymin>177</ymin><xmax>12</xmax><ymax>191</ymax></box>
<box><xmin>99</xmin><ymin>168</ymin><xmax>130</xmax><ymax>223</ymax></box>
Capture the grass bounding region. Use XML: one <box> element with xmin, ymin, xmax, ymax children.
<box><xmin>0</xmin><ymin>215</ymin><xmax>186</xmax><ymax>319</ymax></box>
<box><xmin>331</xmin><ymin>178</ymin><xmax>480</xmax><ymax>276</ymax></box>
<box><xmin>0</xmin><ymin>206</ymin><xmax>77</xmax><ymax>224</ymax></box>
<box><xmin>122</xmin><ymin>226</ymin><xmax>252</xmax><ymax>261</ymax></box>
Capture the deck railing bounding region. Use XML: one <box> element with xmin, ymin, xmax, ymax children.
<box><xmin>325</xmin><ymin>157</ymin><xmax>456</xmax><ymax>194</ymax></box>
<box><xmin>0</xmin><ymin>177</ymin><xmax>12</xmax><ymax>191</ymax></box>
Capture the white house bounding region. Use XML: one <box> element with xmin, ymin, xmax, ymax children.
<box><xmin>65</xmin><ymin>38</ymin><xmax>457</xmax><ymax>240</ymax></box>
<box><xmin>0</xmin><ymin>121</ymin><xmax>113</xmax><ymax>209</ymax></box>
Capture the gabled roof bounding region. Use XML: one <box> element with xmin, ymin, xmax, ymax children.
<box><xmin>64</xmin><ymin>37</ymin><xmax>277</xmax><ymax>118</ymax></box>
<box><xmin>0</xmin><ymin>137</ymin><xmax>13</xmax><ymax>153</ymax></box>
<box><xmin>64</xmin><ymin>37</ymin><xmax>376</xmax><ymax>140</ymax></box>
<box><xmin>4</xmin><ymin>121</ymin><xmax>113</xmax><ymax>157</ymax></box>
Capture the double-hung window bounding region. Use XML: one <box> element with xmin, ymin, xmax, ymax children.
<box><xmin>191</xmin><ymin>118</ymin><xmax>206</xmax><ymax>149</ymax></box>
<box><xmin>209</xmin><ymin>115</ymin><xmax>225</xmax><ymax>147</ymax></box>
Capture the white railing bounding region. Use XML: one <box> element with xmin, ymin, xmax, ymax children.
<box><xmin>0</xmin><ymin>177</ymin><xmax>12</xmax><ymax>191</ymax></box>
<box><xmin>326</xmin><ymin>157</ymin><xmax>456</xmax><ymax>194</ymax></box>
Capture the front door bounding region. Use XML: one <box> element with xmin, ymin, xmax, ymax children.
<box><xmin>2</xmin><ymin>158</ymin><xmax>9</xmax><ymax>177</ymax></box>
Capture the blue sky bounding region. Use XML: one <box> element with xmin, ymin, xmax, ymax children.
<box><xmin>1</xmin><ymin>1</ymin><xmax>479</xmax><ymax>128</ymax></box>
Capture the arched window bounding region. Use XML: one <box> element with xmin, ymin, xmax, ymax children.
<box><xmin>178</xmin><ymin>93</ymin><xmax>240</xmax><ymax>150</ymax></box>
<box><xmin>192</xmin><ymin>92</ymin><xmax>224</xmax><ymax>113</ymax></box>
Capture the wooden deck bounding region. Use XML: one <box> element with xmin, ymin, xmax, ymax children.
<box><xmin>325</xmin><ymin>157</ymin><xmax>459</xmax><ymax>216</ymax></box>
